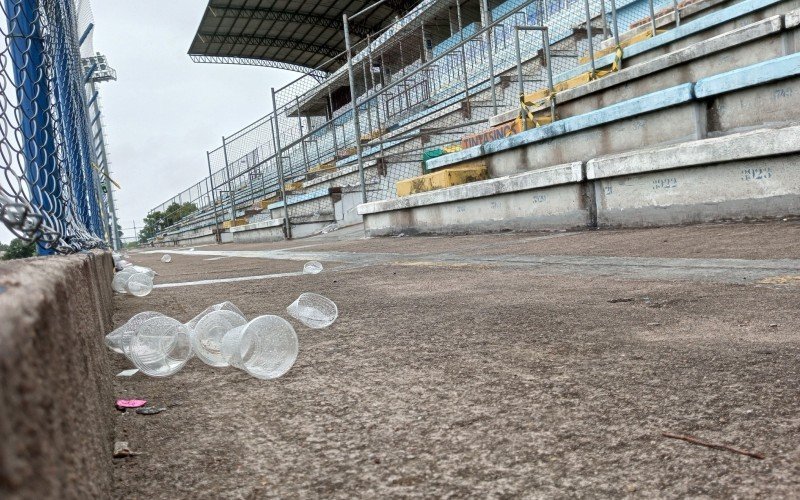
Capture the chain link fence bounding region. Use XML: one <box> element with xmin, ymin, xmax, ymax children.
<box><xmin>149</xmin><ymin>0</ymin><xmax>689</xmax><ymax>244</ymax></box>
<box><xmin>0</xmin><ymin>0</ymin><xmax>111</xmax><ymax>253</ymax></box>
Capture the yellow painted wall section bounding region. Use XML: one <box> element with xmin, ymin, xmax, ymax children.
<box><xmin>396</xmin><ymin>165</ymin><xmax>488</xmax><ymax>197</ymax></box>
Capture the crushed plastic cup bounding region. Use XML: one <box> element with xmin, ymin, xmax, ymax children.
<box><xmin>191</xmin><ymin>310</ymin><xmax>247</xmax><ymax>367</ymax></box>
<box><xmin>286</xmin><ymin>293</ymin><xmax>338</xmax><ymax>329</ymax></box>
<box><xmin>161</xmin><ymin>254</ymin><xmax>171</xmax><ymax>263</ymax></box>
<box><xmin>105</xmin><ymin>311</ymin><xmax>166</xmax><ymax>354</ymax></box>
<box><xmin>126</xmin><ymin>273</ymin><xmax>154</xmax><ymax>297</ymax></box>
<box><xmin>129</xmin><ymin>316</ymin><xmax>193</xmax><ymax>377</ymax></box>
<box><xmin>112</xmin><ymin>266</ymin><xmax>157</xmax><ymax>294</ymax></box>
<box><xmin>111</xmin><ymin>270</ymin><xmax>134</xmax><ymax>293</ymax></box>
<box><xmin>303</xmin><ymin>261</ymin><xmax>323</xmax><ymax>274</ymax></box>
<box><xmin>220</xmin><ymin>315</ymin><xmax>298</xmax><ymax>380</ymax></box>
<box><xmin>186</xmin><ymin>301</ymin><xmax>245</xmax><ymax>331</ymax></box>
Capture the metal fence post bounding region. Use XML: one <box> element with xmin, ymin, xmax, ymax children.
<box><xmin>583</xmin><ymin>0</ymin><xmax>597</xmax><ymax>74</ymax></box>
<box><xmin>479</xmin><ymin>0</ymin><xmax>499</xmax><ymax>115</ymax></box>
<box><xmin>270</xmin><ymin>89</ymin><xmax>292</xmax><ymax>239</ymax></box>
<box><xmin>221</xmin><ymin>136</ymin><xmax>236</xmax><ymax>225</ymax></box>
<box><xmin>366</xmin><ymin>34</ymin><xmax>385</xmax><ymax>163</ymax></box>
<box><xmin>327</xmin><ymin>87</ymin><xmax>339</xmax><ymax>159</ymax></box>
<box><xmin>673</xmin><ymin>0</ymin><xmax>681</xmax><ymax>27</ymax></box>
<box><xmin>456</xmin><ymin>0</ymin><xmax>471</xmax><ymax>116</ymax></box>
<box><xmin>295</xmin><ymin>96</ymin><xmax>311</xmax><ymax>171</ymax></box>
<box><xmin>343</xmin><ymin>13</ymin><xmax>368</xmax><ymax>204</ymax></box>
<box><xmin>648</xmin><ymin>0</ymin><xmax>657</xmax><ymax>36</ymax></box>
<box><xmin>515</xmin><ymin>26</ymin><xmax>555</xmax><ymax>129</ymax></box>
<box><xmin>205</xmin><ymin>151</ymin><xmax>222</xmax><ymax>243</ymax></box>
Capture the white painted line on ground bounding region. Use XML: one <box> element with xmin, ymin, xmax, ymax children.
<box><xmin>154</xmin><ymin>271</ymin><xmax>305</xmax><ymax>288</ymax></box>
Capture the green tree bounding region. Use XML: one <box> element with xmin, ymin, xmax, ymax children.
<box><xmin>3</xmin><ymin>238</ymin><xmax>36</xmax><ymax>260</ymax></box>
<box><xmin>138</xmin><ymin>202</ymin><xmax>198</xmax><ymax>243</ymax></box>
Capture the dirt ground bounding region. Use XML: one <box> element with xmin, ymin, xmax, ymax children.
<box><xmin>110</xmin><ymin>221</ymin><xmax>800</xmax><ymax>498</ymax></box>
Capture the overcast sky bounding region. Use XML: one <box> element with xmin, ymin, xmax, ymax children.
<box><xmin>91</xmin><ymin>0</ymin><xmax>296</xmax><ymax>240</ymax></box>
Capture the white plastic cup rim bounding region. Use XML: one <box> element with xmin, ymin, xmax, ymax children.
<box><xmin>286</xmin><ymin>292</ymin><xmax>338</xmax><ymax>329</ymax></box>
<box><xmin>303</xmin><ymin>261</ymin><xmax>323</xmax><ymax>274</ymax></box>
<box><xmin>221</xmin><ymin>315</ymin><xmax>298</xmax><ymax>380</ymax></box>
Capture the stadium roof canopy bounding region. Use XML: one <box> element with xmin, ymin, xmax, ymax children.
<box><xmin>189</xmin><ymin>1</ymin><xmax>421</xmax><ymax>75</ymax></box>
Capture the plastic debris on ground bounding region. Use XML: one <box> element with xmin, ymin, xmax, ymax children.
<box><xmin>303</xmin><ymin>261</ymin><xmax>323</xmax><ymax>274</ymax></box>
<box><xmin>116</xmin><ymin>399</ymin><xmax>147</xmax><ymax>410</ymax></box>
<box><xmin>136</xmin><ymin>406</ymin><xmax>167</xmax><ymax>415</ymax></box>
<box><xmin>287</xmin><ymin>293</ymin><xmax>338</xmax><ymax>329</ymax></box>
<box><xmin>106</xmin><ymin>294</ymin><xmax>338</xmax><ymax>380</ymax></box>
<box><xmin>111</xmin><ymin>255</ymin><xmax>156</xmax><ymax>297</ymax></box>
<box><xmin>116</xmin><ymin>368</ymin><xmax>139</xmax><ymax>377</ymax></box>
<box><xmin>161</xmin><ymin>254</ymin><xmax>171</xmax><ymax>263</ymax></box>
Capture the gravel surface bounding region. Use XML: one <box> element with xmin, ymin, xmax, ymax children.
<box><xmin>111</xmin><ymin>222</ymin><xmax>800</xmax><ymax>498</ymax></box>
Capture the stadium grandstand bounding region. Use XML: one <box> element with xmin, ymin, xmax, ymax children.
<box><xmin>146</xmin><ymin>0</ymin><xmax>800</xmax><ymax>245</ymax></box>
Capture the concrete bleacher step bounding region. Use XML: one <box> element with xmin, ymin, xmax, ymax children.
<box><xmin>358</xmin><ymin>123</ymin><xmax>800</xmax><ymax>236</ymax></box>
<box><xmin>428</xmin><ymin>10</ymin><xmax>800</xmax><ymax>178</ymax></box>
<box><xmin>358</xmin><ymin>47</ymin><xmax>800</xmax><ymax>235</ymax></box>
<box><xmin>479</xmin><ymin>0</ymin><xmax>800</xmax><ymax>143</ymax></box>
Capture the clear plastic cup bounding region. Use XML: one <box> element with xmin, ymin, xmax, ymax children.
<box><xmin>126</xmin><ymin>273</ymin><xmax>154</xmax><ymax>297</ymax></box>
<box><xmin>161</xmin><ymin>254</ymin><xmax>171</xmax><ymax>263</ymax></box>
<box><xmin>111</xmin><ymin>270</ymin><xmax>134</xmax><ymax>293</ymax></box>
<box><xmin>105</xmin><ymin>311</ymin><xmax>166</xmax><ymax>354</ymax></box>
<box><xmin>131</xmin><ymin>265</ymin><xmax>157</xmax><ymax>277</ymax></box>
<box><xmin>303</xmin><ymin>261</ymin><xmax>323</xmax><ymax>274</ymax></box>
<box><xmin>191</xmin><ymin>310</ymin><xmax>247</xmax><ymax>367</ymax></box>
<box><xmin>220</xmin><ymin>315</ymin><xmax>298</xmax><ymax>379</ymax></box>
<box><xmin>286</xmin><ymin>293</ymin><xmax>338</xmax><ymax>329</ymax></box>
<box><xmin>129</xmin><ymin>316</ymin><xmax>193</xmax><ymax>377</ymax></box>
<box><xmin>186</xmin><ymin>301</ymin><xmax>245</xmax><ymax>331</ymax></box>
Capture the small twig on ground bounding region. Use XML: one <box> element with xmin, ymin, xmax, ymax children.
<box><xmin>662</xmin><ymin>432</ymin><xmax>765</xmax><ymax>459</ymax></box>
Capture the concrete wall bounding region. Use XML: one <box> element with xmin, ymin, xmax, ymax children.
<box><xmin>360</xmin><ymin>125</ymin><xmax>800</xmax><ymax>235</ymax></box>
<box><xmin>0</xmin><ymin>251</ymin><xmax>114</xmax><ymax>499</ymax></box>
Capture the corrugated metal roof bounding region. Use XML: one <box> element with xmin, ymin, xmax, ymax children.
<box><xmin>189</xmin><ymin>1</ymin><xmax>420</xmax><ymax>74</ymax></box>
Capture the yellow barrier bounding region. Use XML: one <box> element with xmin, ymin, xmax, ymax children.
<box><xmin>308</xmin><ymin>162</ymin><xmax>337</xmax><ymax>175</ymax></box>
<box><xmin>222</xmin><ymin>218</ymin><xmax>248</xmax><ymax>229</ymax></box>
<box><xmin>396</xmin><ymin>165</ymin><xmax>488</xmax><ymax>197</ymax></box>
<box><xmin>284</xmin><ymin>181</ymin><xmax>303</xmax><ymax>192</ymax></box>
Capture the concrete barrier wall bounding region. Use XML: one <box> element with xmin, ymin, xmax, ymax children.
<box><xmin>0</xmin><ymin>251</ymin><xmax>114</xmax><ymax>499</ymax></box>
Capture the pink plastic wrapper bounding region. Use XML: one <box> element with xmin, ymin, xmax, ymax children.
<box><xmin>116</xmin><ymin>399</ymin><xmax>147</xmax><ymax>410</ymax></box>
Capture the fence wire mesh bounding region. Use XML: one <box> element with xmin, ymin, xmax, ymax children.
<box><xmin>149</xmin><ymin>0</ymin><xmax>688</xmax><ymax>243</ymax></box>
<box><xmin>0</xmin><ymin>0</ymin><xmax>108</xmax><ymax>253</ymax></box>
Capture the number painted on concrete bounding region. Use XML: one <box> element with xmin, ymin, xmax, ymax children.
<box><xmin>652</xmin><ymin>178</ymin><xmax>678</xmax><ymax>190</ymax></box>
<box><xmin>604</xmin><ymin>185</ymin><xmax>613</xmax><ymax>195</ymax></box>
<box><xmin>456</xmin><ymin>205</ymin><xmax>466</xmax><ymax>213</ymax></box>
<box><xmin>532</xmin><ymin>194</ymin><xmax>547</xmax><ymax>204</ymax></box>
<box><xmin>741</xmin><ymin>167</ymin><xmax>773</xmax><ymax>181</ymax></box>
<box><xmin>773</xmin><ymin>88</ymin><xmax>793</xmax><ymax>100</ymax></box>
<box><xmin>490</xmin><ymin>201</ymin><xmax>502</xmax><ymax>210</ymax></box>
